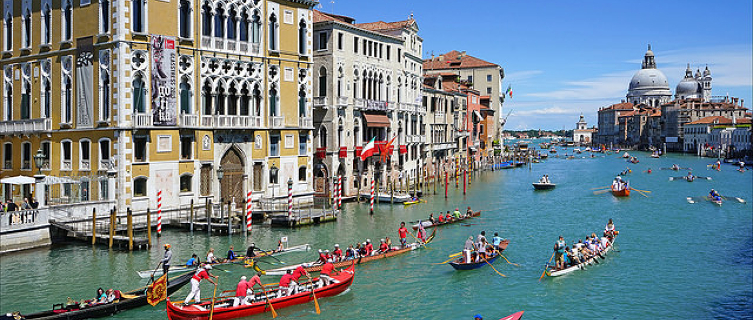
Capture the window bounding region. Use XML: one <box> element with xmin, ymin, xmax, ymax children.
<box><xmin>298</xmin><ymin>166</ymin><xmax>306</xmax><ymax>182</ymax></box>
<box><xmin>62</xmin><ymin>74</ymin><xmax>72</xmax><ymax>123</ymax></box>
<box><xmin>214</xmin><ymin>5</ymin><xmax>224</xmax><ymax>37</ymax></box>
<box><xmin>133</xmin><ymin>177</ymin><xmax>147</xmax><ymax>197</ymax></box>
<box><xmin>133</xmin><ymin>74</ymin><xmax>146</xmax><ymax>113</ymax></box>
<box><xmin>269</xmin><ymin>166</ymin><xmax>279</xmax><ymax>184</ymax></box>
<box><xmin>227</xmin><ymin>8</ymin><xmax>237</xmax><ymax>40</ymax></box>
<box><xmin>318</xmin><ymin>67</ymin><xmax>327</xmax><ymax>97</ymax></box>
<box><xmin>487</xmin><ymin>87</ymin><xmax>492</xmax><ymax>95</ymax></box>
<box><xmin>202</xmin><ymin>2</ymin><xmax>211</xmax><ymax>36</ymax></box>
<box><xmin>41</xmin><ymin>141</ymin><xmax>50</xmax><ymax>170</ymax></box>
<box><xmin>180</xmin><ymin>79</ymin><xmax>191</xmax><ymax>114</ymax></box>
<box><xmin>180</xmin><ymin>136</ymin><xmax>192</xmax><ymax>159</ymax></box>
<box><xmin>268</xmin><ymin>14</ymin><xmax>277</xmax><ymax>51</ymax></box>
<box><xmin>317</xmin><ymin>32</ymin><xmax>327</xmax><ymax>50</ymax></box>
<box><xmin>22</xmin><ymin>8</ymin><xmax>31</xmax><ymax>48</ymax></box>
<box><xmin>251</xmin><ymin>11</ymin><xmax>261</xmax><ymax>44</ymax></box>
<box><xmin>179</xmin><ymin>0</ymin><xmax>191</xmax><ymax>38</ymax></box>
<box><xmin>3</xmin><ymin>143</ymin><xmax>11</xmax><ymax>169</ymax></box>
<box><xmin>99</xmin><ymin>51</ymin><xmax>111</xmax><ymax>122</ymax></box>
<box><xmin>298</xmin><ymin>89</ymin><xmax>306</xmax><ymax>117</ymax></box>
<box><xmin>298</xmin><ymin>19</ymin><xmax>307</xmax><ymax>54</ymax></box>
<box><xmin>21</xmin><ymin>80</ymin><xmax>30</xmax><ymax>119</ymax></box>
<box><xmin>353</xmin><ymin>36</ymin><xmax>358</xmax><ymax>53</ymax></box>
<box><xmin>180</xmin><ymin>175</ymin><xmax>192</xmax><ymax>192</ymax></box>
<box><xmin>21</xmin><ymin>142</ymin><xmax>31</xmax><ymax>170</ymax></box>
<box><xmin>133</xmin><ymin>0</ymin><xmax>145</xmax><ymax>33</ymax></box>
<box><xmin>386</xmin><ymin>45</ymin><xmax>390</xmax><ymax>60</ymax></box>
<box><xmin>487</xmin><ymin>74</ymin><xmax>492</xmax><ymax>82</ymax></box>
<box><xmin>99</xmin><ymin>0</ymin><xmax>109</xmax><ymax>34</ymax></box>
<box><xmin>80</xmin><ymin>139</ymin><xmax>91</xmax><ymax>170</ymax></box>
<box><xmin>269</xmin><ymin>87</ymin><xmax>278</xmax><ymax>116</ymax></box>
<box><xmin>283</xmin><ymin>10</ymin><xmax>293</xmax><ymax>24</ymax></box>
<box><xmin>41</xmin><ymin>4</ymin><xmax>50</xmax><ymax>44</ymax></box>
<box><xmin>99</xmin><ymin>138</ymin><xmax>110</xmax><ymax>170</ymax></box>
<box><xmin>239</xmin><ymin>10</ymin><xmax>248</xmax><ymax>41</ymax></box>
<box><xmin>270</xmin><ymin>135</ymin><xmax>280</xmax><ymax>156</ymax></box>
<box><xmin>299</xmin><ymin>133</ymin><xmax>307</xmax><ymax>155</ymax></box>
<box><xmin>133</xmin><ymin>136</ymin><xmax>147</xmax><ymax>162</ymax></box>
<box><xmin>337</xmin><ymin>32</ymin><xmax>343</xmax><ymax>50</ymax></box>
<box><xmin>397</xmin><ymin>48</ymin><xmax>401</xmax><ymax>62</ymax></box>
<box><xmin>200</xmin><ymin>164</ymin><xmax>211</xmax><ymax>195</ymax></box>
<box><xmin>62</xmin><ymin>0</ymin><xmax>72</xmax><ymax>41</ymax></box>
<box><xmin>467</xmin><ymin>75</ymin><xmax>473</xmax><ymax>82</ymax></box>
<box><xmin>4</xmin><ymin>12</ymin><xmax>12</xmax><ymax>50</ymax></box>
<box><xmin>99</xmin><ymin>178</ymin><xmax>109</xmax><ymax>200</ymax></box>
<box><xmin>61</xmin><ymin>140</ymin><xmax>72</xmax><ymax>170</ymax></box>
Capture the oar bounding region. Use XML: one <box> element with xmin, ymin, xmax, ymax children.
<box><xmin>493</xmin><ymin>248</ymin><xmax>519</xmax><ymax>267</ymax></box>
<box><xmin>539</xmin><ymin>252</ymin><xmax>555</xmax><ymax>282</ymax></box>
<box><xmin>629</xmin><ymin>188</ymin><xmax>651</xmax><ymax>193</ymax></box>
<box><xmin>630</xmin><ymin>188</ymin><xmax>649</xmax><ymax>198</ymax></box>
<box><xmin>261</xmin><ymin>286</ymin><xmax>277</xmax><ymax>318</ymax></box>
<box><xmin>306</xmin><ymin>275</ymin><xmax>321</xmax><ymax>314</ymax></box>
<box><xmin>448</xmin><ymin>251</ymin><xmax>462</xmax><ymax>258</ymax></box>
<box><xmin>433</xmin><ymin>256</ymin><xmax>459</xmax><ymax>265</ymax></box>
<box><xmin>479</xmin><ymin>253</ymin><xmax>506</xmax><ymax>278</ymax></box>
<box><xmin>146</xmin><ymin>262</ymin><xmax>163</xmax><ymax>286</ymax></box>
<box><xmin>590</xmin><ymin>186</ymin><xmax>611</xmax><ymax>190</ymax></box>
<box><xmin>209</xmin><ymin>277</ymin><xmax>218</xmax><ymax>320</ymax></box>
<box><xmin>721</xmin><ymin>196</ymin><xmax>746</xmax><ymax>203</ymax></box>
<box><xmin>593</xmin><ymin>189</ymin><xmax>611</xmax><ymax>195</ymax></box>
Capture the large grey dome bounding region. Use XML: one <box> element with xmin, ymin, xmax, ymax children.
<box><xmin>628</xmin><ymin>68</ymin><xmax>670</xmax><ymax>91</ymax></box>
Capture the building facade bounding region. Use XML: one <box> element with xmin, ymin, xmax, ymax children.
<box><xmin>573</xmin><ymin>114</ymin><xmax>593</xmax><ymax>144</ymax></box>
<box><xmin>0</xmin><ymin>0</ymin><xmax>318</xmax><ymax>213</ymax></box>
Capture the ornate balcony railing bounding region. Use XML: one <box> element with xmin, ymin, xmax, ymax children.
<box><xmin>201</xmin><ymin>115</ymin><xmax>214</xmax><ymax>127</ymax></box>
<box><xmin>180</xmin><ymin>114</ymin><xmax>199</xmax><ymax>127</ymax></box>
<box><xmin>269</xmin><ymin>116</ymin><xmax>284</xmax><ymax>128</ymax></box>
<box><xmin>133</xmin><ymin>113</ymin><xmax>152</xmax><ymax>127</ymax></box>
<box><xmin>80</xmin><ymin>160</ymin><xmax>91</xmax><ymax>171</ymax></box>
<box><xmin>299</xmin><ymin>117</ymin><xmax>313</xmax><ymax>128</ymax></box>
<box><xmin>100</xmin><ymin>159</ymin><xmax>114</xmax><ymax>171</ymax></box>
<box><xmin>313</xmin><ymin>97</ymin><xmax>327</xmax><ymax>107</ymax></box>
<box><xmin>337</xmin><ymin>96</ymin><xmax>348</xmax><ymax>106</ymax></box>
<box><xmin>0</xmin><ymin>118</ymin><xmax>52</xmax><ymax>135</ymax></box>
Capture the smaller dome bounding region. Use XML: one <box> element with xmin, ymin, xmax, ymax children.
<box><xmin>676</xmin><ymin>77</ymin><xmax>702</xmax><ymax>98</ymax></box>
<box><xmin>703</xmin><ymin>65</ymin><xmax>711</xmax><ymax>77</ymax></box>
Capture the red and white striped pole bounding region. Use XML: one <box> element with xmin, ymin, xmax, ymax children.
<box><xmin>246</xmin><ymin>190</ymin><xmax>253</xmax><ymax>233</ymax></box>
<box><xmin>337</xmin><ymin>175</ymin><xmax>342</xmax><ymax>209</ymax></box>
<box><xmin>287</xmin><ymin>181</ymin><xmax>293</xmax><ymax>217</ymax></box>
<box><xmin>156</xmin><ymin>190</ymin><xmax>162</xmax><ymax>236</ymax></box>
<box><xmin>369</xmin><ymin>178</ymin><xmax>375</xmax><ymax>214</ymax></box>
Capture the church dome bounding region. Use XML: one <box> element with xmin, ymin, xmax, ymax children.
<box><xmin>675</xmin><ymin>78</ymin><xmax>702</xmax><ymax>98</ymax></box>
<box><xmin>628</xmin><ymin>68</ymin><xmax>670</xmax><ymax>91</ymax></box>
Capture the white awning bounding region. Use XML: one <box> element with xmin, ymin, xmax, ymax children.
<box><xmin>0</xmin><ymin>175</ymin><xmax>36</xmax><ymax>185</ymax></box>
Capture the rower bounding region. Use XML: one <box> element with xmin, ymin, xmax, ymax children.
<box><xmin>233</xmin><ymin>276</ymin><xmax>249</xmax><ymax>307</ymax></box>
<box><xmin>437</xmin><ymin>213</ymin><xmax>445</xmax><ymax>223</ymax></box>
<box><xmin>345</xmin><ymin>245</ymin><xmax>356</xmax><ymax>260</ymax></box>
<box><xmin>466</xmin><ymin>206</ymin><xmax>473</xmax><ymax>218</ymax></box>
<box><xmin>206</xmin><ymin>248</ymin><xmax>219</xmax><ymax>264</ymax></box>
<box><xmin>278</xmin><ymin>270</ymin><xmax>293</xmax><ymax>297</ymax></box>
<box><xmin>554</xmin><ymin>236</ymin><xmax>566</xmax><ymax>270</ymax></box>
<box><xmin>319</xmin><ymin>260</ymin><xmax>339</xmax><ymax>286</ymax></box>
<box><xmin>290</xmin><ymin>265</ymin><xmax>309</xmax><ymax>295</ymax></box>
<box><xmin>186</xmin><ymin>254</ymin><xmax>199</xmax><ymax>267</ymax></box>
<box><xmin>453</xmin><ymin>208</ymin><xmax>462</xmax><ymax>219</ymax></box>
<box><xmin>161</xmin><ymin>244</ymin><xmax>172</xmax><ymax>282</ymax></box>
<box><xmin>445</xmin><ymin>211</ymin><xmax>452</xmax><ymax>222</ymax></box>
<box><xmin>378</xmin><ymin>239</ymin><xmax>389</xmax><ymax>253</ymax></box>
<box><xmin>364</xmin><ymin>239</ymin><xmax>374</xmax><ymax>256</ymax></box>
<box><xmin>332</xmin><ymin>244</ymin><xmax>342</xmax><ymax>262</ymax></box>
<box><xmin>492</xmin><ymin>232</ymin><xmax>503</xmax><ymax>250</ymax></box>
<box><xmin>226</xmin><ymin>245</ymin><xmax>237</xmax><ymax>262</ymax></box>
<box><xmin>428</xmin><ymin>213</ymin><xmax>435</xmax><ymax>225</ymax></box>
<box><xmin>463</xmin><ymin>236</ymin><xmax>475</xmax><ymax>263</ymax></box>
<box><xmin>245</xmin><ymin>271</ymin><xmax>264</xmax><ymax>304</ymax></box>
<box><xmin>477</xmin><ymin>231</ymin><xmax>487</xmax><ymax>244</ymax></box>
<box><xmin>324</xmin><ymin>250</ymin><xmax>333</xmax><ymax>262</ymax></box>
<box><xmin>604</xmin><ymin>218</ymin><xmax>615</xmax><ymax>239</ymax></box>
<box><xmin>316</xmin><ymin>250</ymin><xmax>327</xmax><ymax>264</ymax></box>
<box><xmin>246</xmin><ymin>243</ymin><xmax>259</xmax><ymax>258</ymax></box>
<box><xmin>184</xmin><ymin>264</ymin><xmax>218</xmax><ymax>305</ymax></box>
<box><xmin>398</xmin><ymin>222</ymin><xmax>408</xmax><ymax>248</ymax></box>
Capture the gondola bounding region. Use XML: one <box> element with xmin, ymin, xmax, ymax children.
<box><xmin>412</xmin><ymin>211</ymin><xmax>480</xmax><ymax>230</ymax></box>
<box><xmin>257</xmin><ymin>228</ymin><xmax>436</xmax><ymax>275</ymax></box>
<box><xmin>165</xmin><ymin>264</ymin><xmax>355</xmax><ymax>320</ymax></box>
<box><xmin>449</xmin><ymin>252</ymin><xmax>500</xmax><ymax>270</ymax></box>
<box><xmin>0</xmin><ymin>271</ymin><xmax>193</xmax><ymax>320</ymax></box>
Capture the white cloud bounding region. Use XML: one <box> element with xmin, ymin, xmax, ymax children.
<box><xmin>505</xmin><ymin>70</ymin><xmax>543</xmax><ymax>83</ymax></box>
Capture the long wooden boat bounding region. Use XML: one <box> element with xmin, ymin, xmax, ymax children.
<box><xmin>412</xmin><ymin>211</ymin><xmax>480</xmax><ymax>230</ymax></box>
<box><xmin>165</xmin><ymin>264</ymin><xmax>355</xmax><ymax>320</ymax></box>
<box><xmin>1</xmin><ymin>271</ymin><xmax>193</xmax><ymax>320</ymax></box>
<box><xmin>500</xmin><ymin>311</ymin><xmax>525</xmax><ymax>320</ymax></box>
<box><xmin>532</xmin><ymin>182</ymin><xmax>556</xmax><ymax>190</ymax></box>
<box><xmin>137</xmin><ymin>244</ymin><xmax>310</xmax><ymax>278</ymax></box>
<box><xmin>449</xmin><ymin>252</ymin><xmax>500</xmax><ymax>270</ymax></box>
<box><xmin>359</xmin><ymin>193</ymin><xmax>413</xmax><ymax>204</ymax></box>
<box><xmin>257</xmin><ymin>228</ymin><xmax>436</xmax><ymax>275</ymax></box>
<box><xmin>545</xmin><ymin>236</ymin><xmax>616</xmax><ymax>277</ymax></box>
<box><xmin>611</xmin><ymin>186</ymin><xmax>630</xmax><ymax>197</ymax></box>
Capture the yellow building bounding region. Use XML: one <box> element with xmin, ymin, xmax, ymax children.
<box><xmin>1</xmin><ymin>0</ymin><xmax>317</xmax><ymax>213</ymax></box>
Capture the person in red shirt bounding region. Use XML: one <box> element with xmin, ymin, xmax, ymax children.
<box><xmin>278</xmin><ymin>270</ymin><xmax>293</xmax><ymax>297</ymax></box>
<box><xmin>233</xmin><ymin>276</ymin><xmax>249</xmax><ymax>307</ymax></box>
<box><xmin>398</xmin><ymin>222</ymin><xmax>408</xmax><ymax>248</ymax></box>
<box><xmin>245</xmin><ymin>271</ymin><xmax>264</xmax><ymax>303</ymax></box>
<box><xmin>378</xmin><ymin>239</ymin><xmax>389</xmax><ymax>253</ymax></box>
<box><xmin>332</xmin><ymin>244</ymin><xmax>342</xmax><ymax>262</ymax></box>
<box><xmin>184</xmin><ymin>264</ymin><xmax>218</xmax><ymax>305</ymax></box>
<box><xmin>438</xmin><ymin>214</ymin><xmax>445</xmax><ymax>223</ymax></box>
<box><xmin>364</xmin><ymin>239</ymin><xmax>374</xmax><ymax>256</ymax></box>
<box><xmin>319</xmin><ymin>261</ymin><xmax>339</xmax><ymax>286</ymax></box>
<box><xmin>291</xmin><ymin>265</ymin><xmax>309</xmax><ymax>295</ymax></box>
<box><xmin>316</xmin><ymin>249</ymin><xmax>327</xmax><ymax>264</ymax></box>
<box><xmin>324</xmin><ymin>250</ymin><xmax>332</xmax><ymax>262</ymax></box>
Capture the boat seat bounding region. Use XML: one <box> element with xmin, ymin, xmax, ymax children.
<box><xmin>190</xmin><ymin>305</ymin><xmax>206</xmax><ymax>311</ymax></box>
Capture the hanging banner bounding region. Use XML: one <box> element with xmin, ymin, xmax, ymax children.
<box><xmin>151</xmin><ymin>35</ymin><xmax>176</xmax><ymax>126</ymax></box>
<box><xmin>76</xmin><ymin>37</ymin><xmax>94</xmax><ymax>128</ymax></box>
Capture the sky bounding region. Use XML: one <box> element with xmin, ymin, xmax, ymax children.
<box><xmin>317</xmin><ymin>0</ymin><xmax>753</xmax><ymax>130</ymax></box>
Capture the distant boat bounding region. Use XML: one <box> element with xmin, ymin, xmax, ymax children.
<box><xmin>532</xmin><ymin>182</ymin><xmax>556</xmax><ymax>190</ymax></box>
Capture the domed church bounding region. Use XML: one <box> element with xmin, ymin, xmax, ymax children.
<box><xmin>675</xmin><ymin>64</ymin><xmax>712</xmax><ymax>101</ymax></box>
<box><xmin>626</xmin><ymin>45</ymin><xmax>673</xmax><ymax>107</ymax></box>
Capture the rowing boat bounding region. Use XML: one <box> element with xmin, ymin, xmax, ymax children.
<box><xmin>137</xmin><ymin>244</ymin><xmax>310</xmax><ymax>278</ymax></box>
<box><xmin>412</xmin><ymin>211</ymin><xmax>480</xmax><ymax>230</ymax></box>
<box><xmin>403</xmin><ymin>199</ymin><xmax>421</xmax><ymax>205</ymax></box>
<box><xmin>3</xmin><ymin>271</ymin><xmax>193</xmax><ymax>320</ymax></box>
<box><xmin>500</xmin><ymin>311</ymin><xmax>525</xmax><ymax>320</ymax></box>
<box><xmin>257</xmin><ymin>229</ymin><xmax>436</xmax><ymax>275</ymax></box>
<box><xmin>545</xmin><ymin>236</ymin><xmax>616</xmax><ymax>277</ymax></box>
<box><xmin>165</xmin><ymin>264</ymin><xmax>355</xmax><ymax>320</ymax></box>
<box><xmin>532</xmin><ymin>182</ymin><xmax>556</xmax><ymax>190</ymax></box>
<box><xmin>449</xmin><ymin>252</ymin><xmax>500</xmax><ymax>270</ymax></box>
<box><xmin>611</xmin><ymin>186</ymin><xmax>630</xmax><ymax>197</ymax></box>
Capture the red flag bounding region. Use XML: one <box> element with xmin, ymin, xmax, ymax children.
<box><xmin>146</xmin><ymin>274</ymin><xmax>168</xmax><ymax>306</ymax></box>
<box><xmin>360</xmin><ymin>137</ymin><xmax>376</xmax><ymax>161</ymax></box>
<box><xmin>380</xmin><ymin>136</ymin><xmax>397</xmax><ymax>163</ymax></box>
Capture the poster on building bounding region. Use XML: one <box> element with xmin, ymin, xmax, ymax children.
<box><xmin>151</xmin><ymin>35</ymin><xmax>177</xmax><ymax>126</ymax></box>
<box><xmin>76</xmin><ymin>37</ymin><xmax>94</xmax><ymax>128</ymax></box>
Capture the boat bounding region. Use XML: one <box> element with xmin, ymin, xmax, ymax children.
<box><xmin>539</xmin><ymin>153</ymin><xmax>548</xmax><ymax>159</ymax></box>
<box><xmin>706</xmin><ymin>196</ymin><xmax>723</xmax><ymax>206</ymax></box>
<box><xmin>257</xmin><ymin>228</ymin><xmax>436</xmax><ymax>275</ymax></box>
<box><xmin>532</xmin><ymin>182</ymin><xmax>556</xmax><ymax>190</ymax></box>
<box><xmin>137</xmin><ymin>244</ymin><xmax>311</xmax><ymax>278</ymax></box>
<box><xmin>3</xmin><ymin>271</ymin><xmax>193</xmax><ymax>320</ymax></box>
<box><xmin>611</xmin><ymin>185</ymin><xmax>630</xmax><ymax>197</ymax></box>
<box><xmin>448</xmin><ymin>239</ymin><xmax>510</xmax><ymax>271</ymax></box>
<box><xmin>500</xmin><ymin>311</ymin><xmax>525</xmax><ymax>320</ymax></box>
<box><xmin>621</xmin><ymin>152</ymin><xmax>630</xmax><ymax>158</ymax></box>
<box><xmin>574</xmin><ymin>148</ymin><xmax>582</xmax><ymax>154</ymax></box>
<box><xmin>360</xmin><ymin>193</ymin><xmax>413</xmax><ymax>204</ymax></box>
<box><xmin>412</xmin><ymin>211</ymin><xmax>480</xmax><ymax>230</ymax></box>
<box><xmin>545</xmin><ymin>236</ymin><xmax>616</xmax><ymax>277</ymax></box>
<box><xmin>549</xmin><ymin>148</ymin><xmax>557</xmax><ymax>154</ymax></box>
<box><xmin>165</xmin><ymin>264</ymin><xmax>355</xmax><ymax>320</ymax></box>
<box><xmin>403</xmin><ymin>199</ymin><xmax>421</xmax><ymax>206</ymax></box>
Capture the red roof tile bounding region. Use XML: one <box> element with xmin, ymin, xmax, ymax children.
<box><xmin>423</xmin><ymin>50</ymin><xmax>499</xmax><ymax>70</ymax></box>
<box><xmin>355</xmin><ymin>18</ymin><xmax>415</xmax><ymax>32</ymax></box>
<box><xmin>313</xmin><ymin>10</ymin><xmax>356</xmax><ymax>24</ymax></box>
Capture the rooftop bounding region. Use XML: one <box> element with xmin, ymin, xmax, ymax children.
<box><xmin>423</xmin><ymin>50</ymin><xmax>499</xmax><ymax>70</ymax></box>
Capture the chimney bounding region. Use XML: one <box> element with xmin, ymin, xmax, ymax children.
<box><xmin>438</xmin><ymin>55</ymin><xmax>444</xmax><ymax>62</ymax></box>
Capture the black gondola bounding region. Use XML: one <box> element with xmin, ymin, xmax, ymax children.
<box><xmin>1</xmin><ymin>271</ymin><xmax>193</xmax><ymax>320</ymax></box>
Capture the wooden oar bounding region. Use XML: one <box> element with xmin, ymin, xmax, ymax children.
<box><xmin>630</xmin><ymin>188</ymin><xmax>649</xmax><ymax>198</ymax></box>
<box><xmin>629</xmin><ymin>188</ymin><xmax>651</xmax><ymax>193</ymax></box>
<box><xmin>590</xmin><ymin>186</ymin><xmax>611</xmax><ymax>190</ymax></box>
<box><xmin>448</xmin><ymin>251</ymin><xmax>462</xmax><ymax>258</ymax></box>
<box><xmin>539</xmin><ymin>252</ymin><xmax>555</xmax><ymax>282</ymax></box>
<box><xmin>593</xmin><ymin>189</ymin><xmax>611</xmax><ymax>195</ymax></box>
<box><xmin>209</xmin><ymin>278</ymin><xmax>218</xmax><ymax>320</ymax></box>
<box><xmin>433</xmin><ymin>256</ymin><xmax>459</xmax><ymax>265</ymax></box>
<box><xmin>479</xmin><ymin>253</ymin><xmax>506</xmax><ymax>278</ymax></box>
<box><xmin>721</xmin><ymin>196</ymin><xmax>746</xmax><ymax>203</ymax></box>
<box><xmin>493</xmin><ymin>248</ymin><xmax>519</xmax><ymax>267</ymax></box>
<box><xmin>306</xmin><ymin>275</ymin><xmax>321</xmax><ymax>314</ymax></box>
<box><xmin>259</xmin><ymin>286</ymin><xmax>277</xmax><ymax>318</ymax></box>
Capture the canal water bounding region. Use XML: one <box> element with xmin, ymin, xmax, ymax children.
<box><xmin>1</xmin><ymin>149</ymin><xmax>751</xmax><ymax>319</ymax></box>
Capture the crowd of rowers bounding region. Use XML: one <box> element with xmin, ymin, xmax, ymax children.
<box><xmin>426</xmin><ymin>207</ymin><xmax>475</xmax><ymax>225</ymax></box>
<box><xmin>460</xmin><ymin>231</ymin><xmax>507</xmax><ymax>263</ymax></box>
<box><xmin>551</xmin><ymin>219</ymin><xmax>617</xmax><ymax>271</ymax></box>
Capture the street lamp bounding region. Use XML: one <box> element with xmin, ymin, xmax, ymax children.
<box><xmin>217</xmin><ymin>165</ymin><xmax>224</xmax><ymax>198</ymax></box>
<box><xmin>33</xmin><ymin>148</ymin><xmax>45</xmax><ymax>175</ymax></box>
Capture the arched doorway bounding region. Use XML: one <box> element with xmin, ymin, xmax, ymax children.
<box><xmin>220</xmin><ymin>146</ymin><xmax>245</xmax><ymax>210</ymax></box>
<box><xmin>314</xmin><ymin>163</ymin><xmax>329</xmax><ymax>197</ymax></box>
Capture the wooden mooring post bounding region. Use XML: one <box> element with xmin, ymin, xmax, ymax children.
<box><xmin>227</xmin><ymin>200</ymin><xmax>232</xmax><ymax>234</ymax></box>
<box><xmin>206</xmin><ymin>198</ymin><xmax>211</xmax><ymax>236</ymax></box>
<box><xmin>146</xmin><ymin>208</ymin><xmax>152</xmax><ymax>248</ymax></box>
<box><xmin>91</xmin><ymin>208</ymin><xmax>96</xmax><ymax>245</ymax></box>
<box><xmin>108</xmin><ymin>209</ymin><xmax>115</xmax><ymax>249</ymax></box>
<box><xmin>190</xmin><ymin>199</ymin><xmax>194</xmax><ymax>232</ymax></box>
<box><xmin>127</xmin><ymin>208</ymin><xmax>133</xmax><ymax>251</ymax></box>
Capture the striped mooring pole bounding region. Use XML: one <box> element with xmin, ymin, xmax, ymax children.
<box><xmin>156</xmin><ymin>190</ymin><xmax>162</xmax><ymax>236</ymax></box>
<box><xmin>288</xmin><ymin>181</ymin><xmax>293</xmax><ymax>217</ymax></box>
<box><xmin>370</xmin><ymin>178</ymin><xmax>375</xmax><ymax>214</ymax></box>
<box><xmin>246</xmin><ymin>190</ymin><xmax>253</xmax><ymax>233</ymax></box>
<box><xmin>337</xmin><ymin>175</ymin><xmax>342</xmax><ymax>209</ymax></box>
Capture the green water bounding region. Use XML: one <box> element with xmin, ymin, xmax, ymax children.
<box><xmin>1</xmin><ymin>150</ymin><xmax>752</xmax><ymax>319</ymax></box>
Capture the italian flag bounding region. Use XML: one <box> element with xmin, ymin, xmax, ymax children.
<box><xmin>360</xmin><ymin>137</ymin><xmax>377</xmax><ymax>161</ymax></box>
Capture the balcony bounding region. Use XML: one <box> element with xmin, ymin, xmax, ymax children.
<box><xmin>313</xmin><ymin>97</ymin><xmax>327</xmax><ymax>107</ymax></box>
<box><xmin>227</xmin><ymin>40</ymin><xmax>236</xmax><ymax>51</ymax></box>
<box><xmin>355</xmin><ymin>98</ymin><xmax>388</xmax><ymax>111</ymax></box>
<box><xmin>339</xmin><ymin>147</ymin><xmax>348</xmax><ymax>158</ymax></box>
<box><xmin>269</xmin><ymin>116</ymin><xmax>284</xmax><ymax>129</ymax></box>
<box><xmin>251</xmin><ymin>116</ymin><xmax>263</xmax><ymax>127</ymax></box>
<box><xmin>100</xmin><ymin>159</ymin><xmax>115</xmax><ymax>171</ymax></box>
<box><xmin>133</xmin><ymin>113</ymin><xmax>152</xmax><ymax>127</ymax></box>
<box><xmin>201</xmin><ymin>115</ymin><xmax>214</xmax><ymax>127</ymax></box>
<box><xmin>180</xmin><ymin>114</ymin><xmax>199</xmax><ymax>127</ymax></box>
<box><xmin>315</xmin><ymin>147</ymin><xmax>326</xmax><ymax>159</ymax></box>
<box><xmin>419</xmin><ymin>136</ymin><xmax>427</xmax><ymax>143</ymax></box>
<box><xmin>61</xmin><ymin>160</ymin><xmax>72</xmax><ymax>171</ymax></box>
<box><xmin>0</xmin><ymin>118</ymin><xmax>52</xmax><ymax>135</ymax></box>
<box><xmin>299</xmin><ymin>116</ymin><xmax>313</xmax><ymax>128</ymax></box>
<box><xmin>336</xmin><ymin>96</ymin><xmax>348</xmax><ymax>106</ymax></box>
<box><xmin>80</xmin><ymin>160</ymin><xmax>91</xmax><ymax>171</ymax></box>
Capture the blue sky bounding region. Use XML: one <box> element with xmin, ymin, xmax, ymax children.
<box><xmin>319</xmin><ymin>0</ymin><xmax>753</xmax><ymax>130</ymax></box>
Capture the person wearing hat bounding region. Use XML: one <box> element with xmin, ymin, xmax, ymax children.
<box><xmin>364</xmin><ymin>239</ymin><xmax>374</xmax><ymax>256</ymax></box>
<box><xmin>290</xmin><ymin>265</ymin><xmax>309</xmax><ymax>295</ymax></box>
<box><xmin>324</xmin><ymin>249</ymin><xmax>332</xmax><ymax>262</ymax></box>
<box><xmin>474</xmin><ymin>315</ymin><xmax>483</xmax><ymax>320</ymax></box>
<box><xmin>332</xmin><ymin>244</ymin><xmax>342</xmax><ymax>262</ymax></box>
<box><xmin>319</xmin><ymin>259</ymin><xmax>339</xmax><ymax>286</ymax></box>
<box><xmin>233</xmin><ymin>276</ymin><xmax>249</xmax><ymax>307</ymax></box>
<box><xmin>245</xmin><ymin>271</ymin><xmax>264</xmax><ymax>303</ymax></box>
<box><xmin>246</xmin><ymin>243</ymin><xmax>259</xmax><ymax>258</ymax></box>
<box><xmin>278</xmin><ymin>270</ymin><xmax>293</xmax><ymax>297</ymax></box>
<box><xmin>466</xmin><ymin>206</ymin><xmax>473</xmax><ymax>218</ymax></box>
<box><xmin>378</xmin><ymin>239</ymin><xmax>389</xmax><ymax>253</ymax></box>
<box><xmin>184</xmin><ymin>264</ymin><xmax>218</xmax><ymax>305</ymax></box>
<box><xmin>161</xmin><ymin>244</ymin><xmax>172</xmax><ymax>281</ymax></box>
<box><xmin>317</xmin><ymin>249</ymin><xmax>327</xmax><ymax>264</ymax></box>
